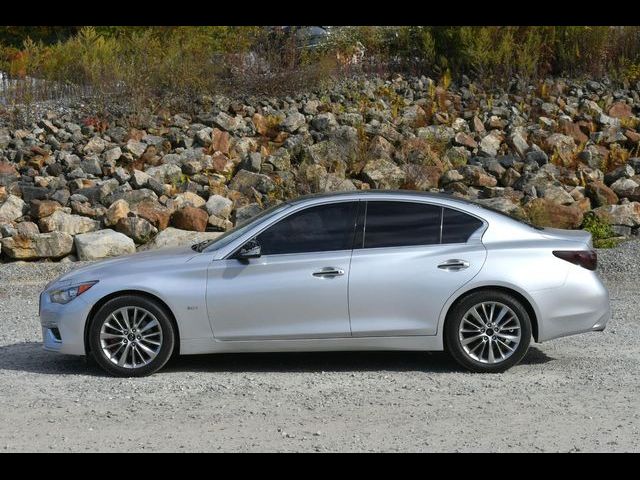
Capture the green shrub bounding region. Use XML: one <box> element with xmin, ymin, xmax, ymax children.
<box><xmin>3</xmin><ymin>26</ymin><xmax>640</xmax><ymax>117</ymax></box>
<box><xmin>581</xmin><ymin>212</ymin><xmax>617</xmax><ymax>248</ymax></box>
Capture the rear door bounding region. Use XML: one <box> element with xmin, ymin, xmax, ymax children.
<box><xmin>348</xmin><ymin>201</ymin><xmax>487</xmax><ymax>337</ymax></box>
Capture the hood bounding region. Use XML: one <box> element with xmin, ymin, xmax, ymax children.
<box><xmin>53</xmin><ymin>246</ymin><xmax>198</xmax><ymax>285</ymax></box>
<box><xmin>539</xmin><ymin>227</ymin><xmax>592</xmax><ymax>247</ymax></box>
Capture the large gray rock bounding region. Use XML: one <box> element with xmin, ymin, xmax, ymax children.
<box><xmin>140</xmin><ymin>227</ymin><xmax>222</xmax><ymax>251</ymax></box>
<box><xmin>205</xmin><ymin>195</ymin><xmax>233</xmax><ymax>219</ymax></box>
<box><xmin>229</xmin><ymin>169</ymin><xmax>276</xmax><ymax>194</ymax></box>
<box><xmin>39</xmin><ymin>210</ymin><xmax>100</xmax><ymax>235</ymax></box>
<box><xmin>475</xmin><ymin>197</ymin><xmax>526</xmax><ymax>219</ymax></box>
<box><xmin>131</xmin><ymin>169</ymin><xmax>152</xmax><ymax>188</ymax></box>
<box><xmin>115</xmin><ymin>217</ymin><xmax>158</xmax><ymax>244</ymax></box>
<box><xmin>145</xmin><ymin>163</ymin><xmax>182</xmax><ymax>184</ymax></box>
<box><xmin>541</xmin><ymin>185</ymin><xmax>575</xmax><ymax>205</ymax></box>
<box><xmin>212</xmin><ymin>112</ymin><xmax>246</xmax><ymax>133</ymax></box>
<box><xmin>610</xmin><ymin>178</ymin><xmax>640</xmax><ymax>201</ymax></box>
<box><xmin>593</xmin><ymin>202</ymin><xmax>640</xmax><ymax>227</ymax></box>
<box><xmin>103</xmin><ymin>146</ymin><xmax>122</xmax><ymax>163</ymax></box>
<box><xmin>0</xmin><ymin>195</ymin><xmax>26</xmax><ymax>223</ymax></box>
<box><xmin>311</xmin><ymin>112</ymin><xmax>338</xmax><ymax>132</ymax></box>
<box><xmin>124</xmin><ymin>139</ymin><xmax>147</xmax><ymax>158</ymax></box>
<box><xmin>75</xmin><ymin>229</ymin><xmax>136</xmax><ymax>260</ymax></box>
<box><xmin>0</xmin><ymin>231</ymin><xmax>73</xmax><ymax>259</ymax></box>
<box><xmin>509</xmin><ymin>128</ymin><xmax>529</xmax><ymax>158</ymax></box>
<box><xmin>362</xmin><ymin>159</ymin><xmax>406</xmax><ymax>189</ymax></box>
<box><xmin>235</xmin><ymin>203</ymin><xmax>263</xmax><ymax>225</ymax></box>
<box><xmin>83</xmin><ymin>136</ymin><xmax>108</xmax><ymax>155</ymax></box>
<box><xmin>317</xmin><ymin>174</ymin><xmax>357</xmax><ymax>192</ymax></box>
<box><xmin>417</xmin><ymin>125</ymin><xmax>455</xmax><ymax>144</ymax></box>
<box><xmin>172</xmin><ymin>192</ymin><xmax>206</xmax><ymax>210</ymax></box>
<box><xmin>281</xmin><ymin>111</ymin><xmax>306</xmax><ymax>133</ymax></box>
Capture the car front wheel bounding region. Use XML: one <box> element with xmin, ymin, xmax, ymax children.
<box><xmin>89</xmin><ymin>295</ymin><xmax>175</xmax><ymax>377</ymax></box>
<box><xmin>445</xmin><ymin>290</ymin><xmax>532</xmax><ymax>373</ymax></box>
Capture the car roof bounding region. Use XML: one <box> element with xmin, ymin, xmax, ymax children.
<box><xmin>284</xmin><ymin>190</ymin><xmax>543</xmax><ymax>232</ymax></box>
<box><xmin>285</xmin><ymin>190</ymin><xmax>479</xmax><ymax>208</ymax></box>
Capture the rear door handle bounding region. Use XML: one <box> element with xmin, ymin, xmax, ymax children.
<box><xmin>312</xmin><ymin>267</ymin><xmax>345</xmax><ymax>277</ymax></box>
<box><xmin>438</xmin><ymin>259</ymin><xmax>470</xmax><ymax>271</ymax></box>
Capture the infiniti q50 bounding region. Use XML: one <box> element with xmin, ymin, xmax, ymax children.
<box><xmin>39</xmin><ymin>191</ymin><xmax>610</xmax><ymax>376</ymax></box>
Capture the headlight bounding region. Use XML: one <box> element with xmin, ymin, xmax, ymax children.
<box><xmin>49</xmin><ymin>281</ymin><xmax>98</xmax><ymax>304</ymax></box>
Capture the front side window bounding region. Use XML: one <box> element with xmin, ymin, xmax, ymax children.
<box><xmin>256</xmin><ymin>202</ymin><xmax>358</xmax><ymax>255</ymax></box>
<box><xmin>363</xmin><ymin>201</ymin><xmax>441</xmax><ymax>248</ymax></box>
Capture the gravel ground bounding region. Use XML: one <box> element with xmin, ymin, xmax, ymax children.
<box><xmin>0</xmin><ymin>243</ymin><xmax>639</xmax><ymax>452</ymax></box>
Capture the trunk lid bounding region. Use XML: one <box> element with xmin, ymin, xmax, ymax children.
<box><xmin>539</xmin><ymin>227</ymin><xmax>593</xmax><ymax>247</ymax></box>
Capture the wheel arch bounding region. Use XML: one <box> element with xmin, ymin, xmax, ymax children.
<box><xmin>83</xmin><ymin>290</ymin><xmax>181</xmax><ymax>357</ymax></box>
<box><xmin>440</xmin><ymin>284</ymin><xmax>540</xmax><ymax>343</ymax></box>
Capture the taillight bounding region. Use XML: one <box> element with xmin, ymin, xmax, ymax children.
<box><xmin>553</xmin><ymin>250</ymin><xmax>597</xmax><ymax>271</ymax></box>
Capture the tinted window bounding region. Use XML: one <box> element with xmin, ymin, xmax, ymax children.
<box><xmin>442</xmin><ymin>208</ymin><xmax>484</xmax><ymax>243</ymax></box>
<box><xmin>257</xmin><ymin>202</ymin><xmax>357</xmax><ymax>255</ymax></box>
<box><xmin>364</xmin><ymin>201</ymin><xmax>441</xmax><ymax>248</ymax></box>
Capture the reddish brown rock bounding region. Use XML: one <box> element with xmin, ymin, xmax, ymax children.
<box><xmin>211</xmin><ymin>128</ymin><xmax>230</xmax><ymax>155</ymax></box>
<box><xmin>576</xmin><ymin>120</ymin><xmax>595</xmax><ymax>137</ymax></box>
<box><xmin>472</xmin><ymin>116</ymin><xmax>485</xmax><ymax>134</ymax></box>
<box><xmin>544</xmin><ymin>134</ymin><xmax>577</xmax><ymax>165</ymax></box>
<box><xmin>560</xmin><ymin>120</ymin><xmax>589</xmax><ymax>144</ymax></box>
<box><xmin>28</xmin><ymin>155</ymin><xmax>48</xmax><ymax>170</ymax></box>
<box><xmin>0</xmin><ymin>161</ymin><xmax>18</xmax><ymax>176</ymax></box>
<box><xmin>625</xmin><ymin>129</ymin><xmax>640</xmax><ymax>143</ymax></box>
<box><xmin>608</xmin><ymin>102</ymin><xmax>632</xmax><ymax>119</ymax></box>
<box><xmin>460</xmin><ymin>165</ymin><xmax>497</xmax><ymax>188</ymax></box>
<box><xmin>403</xmin><ymin>165</ymin><xmax>443</xmax><ymax>190</ymax></box>
<box><xmin>130</xmin><ymin>200</ymin><xmax>171</xmax><ymax>230</ymax></box>
<box><xmin>584</xmin><ymin>181</ymin><xmax>619</xmax><ymax>207</ymax></box>
<box><xmin>30</xmin><ymin>199</ymin><xmax>63</xmax><ymax>219</ymax></box>
<box><xmin>211</xmin><ymin>153</ymin><xmax>234</xmax><ymax>175</ymax></box>
<box><xmin>252</xmin><ymin>113</ymin><xmax>269</xmax><ymax>136</ymax></box>
<box><xmin>454</xmin><ymin>132</ymin><xmax>478</xmax><ymax>149</ymax></box>
<box><xmin>170</xmin><ymin>206</ymin><xmax>208</xmax><ymax>232</ymax></box>
<box><xmin>125</xmin><ymin>128</ymin><xmax>146</xmax><ymax>142</ymax></box>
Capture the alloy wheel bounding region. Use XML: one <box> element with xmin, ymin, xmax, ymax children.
<box><xmin>458</xmin><ymin>301</ymin><xmax>522</xmax><ymax>364</ymax></box>
<box><xmin>99</xmin><ymin>306</ymin><xmax>163</xmax><ymax>369</ymax></box>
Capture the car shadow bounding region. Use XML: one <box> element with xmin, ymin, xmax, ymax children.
<box><xmin>0</xmin><ymin>341</ymin><xmax>554</xmax><ymax>377</ymax></box>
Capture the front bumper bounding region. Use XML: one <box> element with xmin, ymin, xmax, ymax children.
<box><xmin>39</xmin><ymin>290</ymin><xmax>92</xmax><ymax>356</ymax></box>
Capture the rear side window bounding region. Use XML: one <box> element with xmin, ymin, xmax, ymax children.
<box><xmin>257</xmin><ymin>202</ymin><xmax>358</xmax><ymax>255</ymax></box>
<box><xmin>364</xmin><ymin>201</ymin><xmax>441</xmax><ymax>248</ymax></box>
<box><xmin>442</xmin><ymin>207</ymin><xmax>484</xmax><ymax>244</ymax></box>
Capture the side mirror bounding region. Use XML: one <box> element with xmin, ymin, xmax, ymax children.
<box><xmin>236</xmin><ymin>239</ymin><xmax>262</xmax><ymax>259</ymax></box>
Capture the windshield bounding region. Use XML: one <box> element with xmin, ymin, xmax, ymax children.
<box><xmin>194</xmin><ymin>202</ymin><xmax>292</xmax><ymax>252</ymax></box>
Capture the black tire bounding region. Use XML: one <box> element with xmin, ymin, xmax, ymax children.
<box><xmin>445</xmin><ymin>290</ymin><xmax>532</xmax><ymax>373</ymax></box>
<box><xmin>89</xmin><ymin>295</ymin><xmax>176</xmax><ymax>377</ymax></box>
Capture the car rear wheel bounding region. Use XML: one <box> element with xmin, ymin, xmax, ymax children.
<box><xmin>89</xmin><ymin>295</ymin><xmax>175</xmax><ymax>377</ymax></box>
<box><xmin>445</xmin><ymin>290</ymin><xmax>532</xmax><ymax>373</ymax></box>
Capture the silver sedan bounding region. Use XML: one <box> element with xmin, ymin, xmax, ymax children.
<box><xmin>39</xmin><ymin>191</ymin><xmax>611</xmax><ymax>376</ymax></box>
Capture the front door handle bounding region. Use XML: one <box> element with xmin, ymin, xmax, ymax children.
<box><xmin>312</xmin><ymin>267</ymin><xmax>345</xmax><ymax>277</ymax></box>
<box><xmin>438</xmin><ymin>259</ymin><xmax>470</xmax><ymax>271</ymax></box>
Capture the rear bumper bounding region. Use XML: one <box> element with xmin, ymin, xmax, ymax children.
<box><xmin>532</xmin><ymin>267</ymin><xmax>610</xmax><ymax>342</ymax></box>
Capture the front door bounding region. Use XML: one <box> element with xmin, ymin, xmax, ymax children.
<box><xmin>206</xmin><ymin>201</ymin><xmax>358</xmax><ymax>340</ymax></box>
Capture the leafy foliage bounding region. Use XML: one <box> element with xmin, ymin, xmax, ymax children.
<box><xmin>2</xmin><ymin>26</ymin><xmax>640</xmax><ymax>114</ymax></box>
<box><xmin>581</xmin><ymin>212</ymin><xmax>619</xmax><ymax>248</ymax></box>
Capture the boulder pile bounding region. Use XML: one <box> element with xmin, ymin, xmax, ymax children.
<box><xmin>1</xmin><ymin>74</ymin><xmax>640</xmax><ymax>261</ymax></box>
